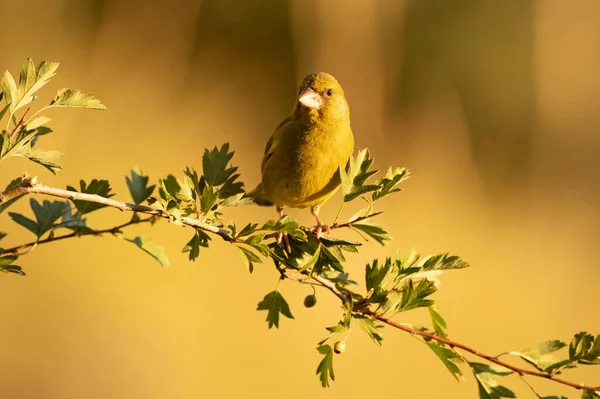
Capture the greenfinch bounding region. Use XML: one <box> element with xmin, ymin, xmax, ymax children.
<box><xmin>248</xmin><ymin>72</ymin><xmax>354</xmax><ymax>236</ymax></box>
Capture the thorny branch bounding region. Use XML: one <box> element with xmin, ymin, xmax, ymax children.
<box><xmin>1</xmin><ymin>176</ymin><xmax>598</xmax><ymax>393</ymax></box>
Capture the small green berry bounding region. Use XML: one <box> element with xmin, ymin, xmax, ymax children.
<box><xmin>334</xmin><ymin>341</ymin><xmax>346</xmax><ymax>354</ymax></box>
<box><xmin>303</xmin><ymin>294</ymin><xmax>317</xmax><ymax>308</ymax></box>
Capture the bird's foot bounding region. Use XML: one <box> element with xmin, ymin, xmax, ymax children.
<box><xmin>309</xmin><ymin>223</ymin><xmax>330</xmax><ymax>239</ymax></box>
<box><xmin>276</xmin><ymin>231</ymin><xmax>292</xmax><ymax>253</ymax></box>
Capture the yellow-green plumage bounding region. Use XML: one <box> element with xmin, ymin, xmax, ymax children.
<box><xmin>249</xmin><ymin>72</ymin><xmax>354</xmax><ymax>225</ymax></box>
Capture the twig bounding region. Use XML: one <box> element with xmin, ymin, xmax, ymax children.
<box><xmin>2</xmin><ymin>177</ymin><xmax>598</xmax><ymax>393</ymax></box>
<box><xmin>9</xmin><ymin>107</ymin><xmax>30</xmax><ymax>138</ymax></box>
<box><xmin>362</xmin><ymin>310</ymin><xmax>600</xmax><ymax>393</ymax></box>
<box><xmin>0</xmin><ymin>177</ymin><xmax>234</xmax><ymax>241</ymax></box>
<box><xmin>4</xmin><ymin>216</ymin><xmax>154</xmax><ymax>255</ymax></box>
<box><xmin>330</xmin><ymin>211</ymin><xmax>383</xmax><ymax>229</ymax></box>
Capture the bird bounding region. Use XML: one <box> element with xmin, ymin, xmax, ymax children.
<box><xmin>247</xmin><ymin>72</ymin><xmax>355</xmax><ymax>239</ymax></box>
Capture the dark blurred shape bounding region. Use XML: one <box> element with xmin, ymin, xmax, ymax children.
<box><xmin>395</xmin><ymin>0</ymin><xmax>534</xmax><ymax>192</ymax></box>
<box><xmin>189</xmin><ymin>0</ymin><xmax>297</xmax><ymax>96</ymax></box>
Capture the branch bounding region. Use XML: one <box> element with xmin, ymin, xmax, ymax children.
<box><xmin>3</xmin><ymin>177</ymin><xmax>598</xmax><ymax>394</ymax></box>
<box><xmin>4</xmin><ymin>216</ymin><xmax>154</xmax><ymax>255</ymax></box>
<box><xmin>0</xmin><ymin>177</ymin><xmax>234</xmax><ymax>241</ymax></box>
<box><xmin>362</xmin><ymin>310</ymin><xmax>600</xmax><ymax>393</ymax></box>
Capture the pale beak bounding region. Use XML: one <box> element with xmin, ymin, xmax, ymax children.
<box><xmin>298</xmin><ymin>88</ymin><xmax>322</xmax><ymax>109</ymax></box>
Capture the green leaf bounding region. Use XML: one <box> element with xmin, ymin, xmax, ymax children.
<box><xmin>508</xmin><ymin>340</ymin><xmax>566</xmax><ymax>371</ymax></box>
<box><xmin>0</xmin><ymin>232</ymin><xmax>6</xmax><ymax>241</ymax></box>
<box><xmin>372</xmin><ymin>167</ymin><xmax>409</xmax><ymax>201</ymax></box>
<box><xmin>398</xmin><ymin>279</ymin><xmax>437</xmax><ymax>312</ymax></box>
<box><xmin>352</xmin><ymin>222</ymin><xmax>391</xmax><ymax>245</ymax></box>
<box><xmin>49</xmin><ymin>88</ymin><xmax>106</xmax><ymax>109</ymax></box>
<box><xmin>429</xmin><ymin>304</ymin><xmax>448</xmax><ymax>338</ymax></box>
<box><xmin>297</xmin><ymin>244</ymin><xmax>321</xmax><ymax>273</ymax></box>
<box><xmin>202</xmin><ymin>143</ymin><xmax>235</xmax><ymax>186</ymax></box>
<box><xmin>260</xmin><ymin>216</ymin><xmax>305</xmax><ymax>238</ymax></box>
<box><xmin>0</xmin><ymin>177</ymin><xmax>25</xmax><ymax>214</ymax></box>
<box><xmin>0</xmin><ymin>253</ymin><xmax>26</xmax><ymax>276</ymax></box>
<box><xmin>200</xmin><ymin>185</ymin><xmax>217</xmax><ymax>214</ymax></box>
<box><xmin>354</xmin><ymin>315</ymin><xmax>383</xmax><ymax>346</ymax></box>
<box><xmin>256</xmin><ymin>290</ymin><xmax>294</xmax><ymax>329</ymax></box>
<box><xmin>421</xmin><ymin>253</ymin><xmax>470</xmax><ymax>270</ymax></box>
<box><xmin>569</xmin><ymin>332</ymin><xmax>594</xmax><ymax>361</ymax></box>
<box><xmin>66</xmin><ymin>179</ymin><xmax>114</xmax><ymax>214</ymax></box>
<box><xmin>13</xmin><ymin>60</ymin><xmax>59</xmax><ymax>113</ymax></box>
<box><xmin>2</xmin><ymin>70</ymin><xmax>19</xmax><ymax>113</ymax></box>
<box><xmin>237</xmin><ymin>245</ymin><xmax>262</xmax><ymax>273</ymax></box>
<box><xmin>182</xmin><ymin>230</ymin><xmax>211</xmax><ymax>262</ymax></box>
<box><xmin>316</xmin><ymin>345</ymin><xmax>335</xmax><ymax>388</ymax></box>
<box><xmin>236</xmin><ymin>223</ymin><xmax>258</xmax><ymax>238</ymax></box>
<box><xmin>23</xmin><ymin>147</ymin><xmax>62</xmax><ymax>174</ymax></box>
<box><xmin>126</xmin><ymin>168</ymin><xmax>155</xmax><ymax>204</ymax></box>
<box><xmin>426</xmin><ymin>342</ymin><xmax>463</xmax><ymax>381</ymax></box>
<box><xmin>60</xmin><ymin>201</ymin><xmax>89</xmax><ymax>231</ymax></box>
<box><xmin>340</xmin><ymin>149</ymin><xmax>380</xmax><ymax>202</ymax></box>
<box><xmin>127</xmin><ymin>234</ymin><xmax>170</xmax><ymax>266</ymax></box>
<box><xmin>8</xmin><ymin>198</ymin><xmax>64</xmax><ymax>237</ymax></box>
<box><xmin>26</xmin><ymin>116</ymin><xmax>51</xmax><ymax>130</ymax></box>
<box><xmin>470</xmin><ymin>362</ymin><xmax>515</xmax><ymax>399</ymax></box>
<box><xmin>582</xmin><ymin>390</ymin><xmax>600</xmax><ymax>399</ymax></box>
<box><xmin>220</xmin><ymin>193</ymin><xmax>253</xmax><ymax>207</ymax></box>
<box><xmin>243</xmin><ymin>233</ymin><xmax>269</xmax><ymax>256</ymax></box>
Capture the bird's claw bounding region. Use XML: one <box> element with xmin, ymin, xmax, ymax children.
<box><xmin>277</xmin><ymin>232</ymin><xmax>292</xmax><ymax>253</ymax></box>
<box><xmin>309</xmin><ymin>223</ymin><xmax>330</xmax><ymax>239</ymax></box>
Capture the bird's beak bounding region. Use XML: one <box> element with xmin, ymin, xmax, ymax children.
<box><xmin>298</xmin><ymin>88</ymin><xmax>322</xmax><ymax>109</ymax></box>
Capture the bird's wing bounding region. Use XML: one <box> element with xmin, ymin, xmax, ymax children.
<box><xmin>261</xmin><ymin>116</ymin><xmax>293</xmax><ymax>173</ymax></box>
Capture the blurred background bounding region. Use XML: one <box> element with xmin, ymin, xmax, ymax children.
<box><xmin>1</xmin><ymin>0</ymin><xmax>599</xmax><ymax>398</ymax></box>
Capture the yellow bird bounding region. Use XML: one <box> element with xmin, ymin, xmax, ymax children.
<box><xmin>248</xmin><ymin>72</ymin><xmax>355</xmax><ymax>236</ymax></box>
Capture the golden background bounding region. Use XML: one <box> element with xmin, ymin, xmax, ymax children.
<box><xmin>1</xmin><ymin>1</ymin><xmax>599</xmax><ymax>398</ymax></box>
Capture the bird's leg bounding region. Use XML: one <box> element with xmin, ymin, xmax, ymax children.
<box><xmin>309</xmin><ymin>205</ymin><xmax>329</xmax><ymax>239</ymax></box>
<box><xmin>276</xmin><ymin>206</ymin><xmax>291</xmax><ymax>253</ymax></box>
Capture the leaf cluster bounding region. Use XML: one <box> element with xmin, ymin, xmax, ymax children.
<box><xmin>0</xmin><ymin>59</ymin><xmax>105</xmax><ymax>173</ymax></box>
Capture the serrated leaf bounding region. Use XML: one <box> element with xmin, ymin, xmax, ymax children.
<box><xmin>429</xmin><ymin>305</ymin><xmax>448</xmax><ymax>338</ymax></box>
<box><xmin>582</xmin><ymin>391</ymin><xmax>600</xmax><ymax>399</ymax></box>
<box><xmin>13</xmin><ymin>60</ymin><xmax>59</xmax><ymax>113</ymax></box>
<box><xmin>352</xmin><ymin>222</ymin><xmax>391</xmax><ymax>245</ymax></box>
<box><xmin>26</xmin><ymin>116</ymin><xmax>51</xmax><ymax>130</ymax></box>
<box><xmin>0</xmin><ymin>254</ymin><xmax>26</xmax><ymax>276</ymax></box>
<box><xmin>23</xmin><ymin>147</ymin><xmax>62</xmax><ymax>174</ymax></box>
<box><xmin>60</xmin><ymin>201</ymin><xmax>88</xmax><ymax>231</ymax></box>
<box><xmin>340</xmin><ymin>149</ymin><xmax>382</xmax><ymax>202</ymax></box>
<box><xmin>0</xmin><ymin>177</ymin><xmax>25</xmax><ymax>214</ymax></box>
<box><xmin>200</xmin><ymin>185</ymin><xmax>217</xmax><ymax>214</ymax></box>
<box><xmin>244</xmin><ymin>233</ymin><xmax>269</xmax><ymax>256</ymax></box>
<box><xmin>260</xmin><ymin>216</ymin><xmax>305</xmax><ymax>238</ymax></box>
<box><xmin>126</xmin><ymin>168</ymin><xmax>155</xmax><ymax>204</ymax></box>
<box><xmin>316</xmin><ymin>345</ymin><xmax>335</xmax><ymax>388</ymax></box>
<box><xmin>2</xmin><ymin>70</ymin><xmax>18</xmax><ymax>113</ymax></box>
<box><xmin>220</xmin><ymin>193</ymin><xmax>253</xmax><ymax>207</ymax></box>
<box><xmin>236</xmin><ymin>223</ymin><xmax>258</xmax><ymax>238</ymax></box>
<box><xmin>421</xmin><ymin>253</ymin><xmax>469</xmax><ymax>270</ymax></box>
<box><xmin>49</xmin><ymin>88</ymin><xmax>106</xmax><ymax>109</ymax></box>
<box><xmin>127</xmin><ymin>234</ymin><xmax>169</xmax><ymax>266</ymax></box>
<box><xmin>182</xmin><ymin>230</ymin><xmax>210</xmax><ymax>262</ymax></box>
<box><xmin>372</xmin><ymin>167</ymin><xmax>409</xmax><ymax>201</ymax></box>
<box><xmin>508</xmin><ymin>340</ymin><xmax>566</xmax><ymax>371</ymax></box>
<box><xmin>9</xmin><ymin>198</ymin><xmax>64</xmax><ymax>237</ymax></box>
<box><xmin>355</xmin><ymin>315</ymin><xmax>384</xmax><ymax>346</ymax></box>
<box><xmin>398</xmin><ymin>278</ymin><xmax>437</xmax><ymax>312</ymax></box>
<box><xmin>256</xmin><ymin>290</ymin><xmax>294</xmax><ymax>329</ymax></box>
<box><xmin>237</xmin><ymin>245</ymin><xmax>262</xmax><ymax>273</ymax></box>
<box><xmin>471</xmin><ymin>362</ymin><xmax>515</xmax><ymax>399</ymax></box>
<box><xmin>66</xmin><ymin>179</ymin><xmax>114</xmax><ymax>214</ymax></box>
<box><xmin>202</xmin><ymin>143</ymin><xmax>235</xmax><ymax>186</ymax></box>
<box><xmin>426</xmin><ymin>342</ymin><xmax>463</xmax><ymax>381</ymax></box>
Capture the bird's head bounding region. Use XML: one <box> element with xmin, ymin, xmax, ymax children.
<box><xmin>292</xmin><ymin>72</ymin><xmax>350</xmax><ymax>125</ymax></box>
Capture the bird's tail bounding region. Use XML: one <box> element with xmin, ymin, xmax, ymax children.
<box><xmin>245</xmin><ymin>183</ymin><xmax>273</xmax><ymax>206</ymax></box>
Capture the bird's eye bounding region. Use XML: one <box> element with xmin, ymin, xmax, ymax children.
<box><xmin>326</xmin><ymin>88</ymin><xmax>333</xmax><ymax>96</ymax></box>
